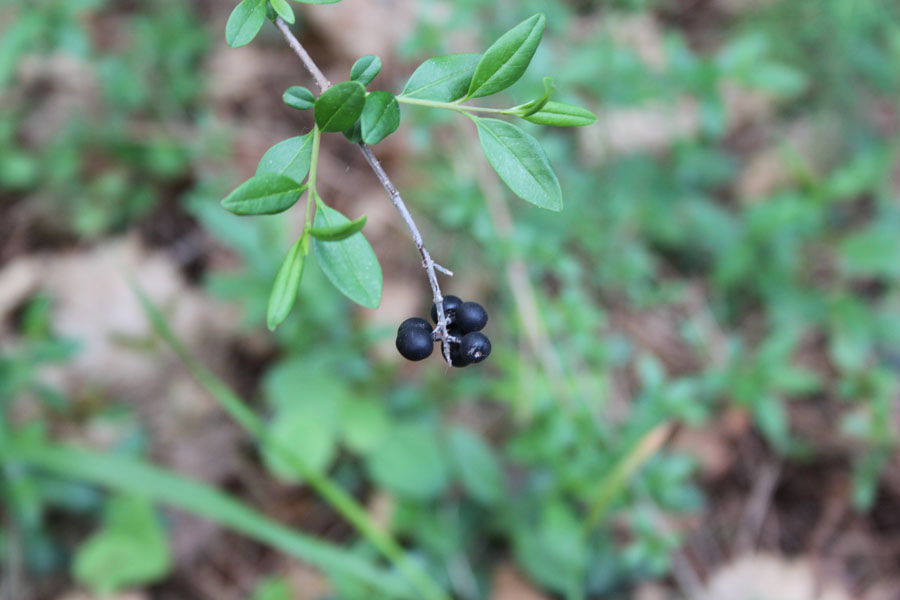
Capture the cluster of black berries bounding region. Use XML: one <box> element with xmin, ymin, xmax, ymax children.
<box><xmin>395</xmin><ymin>295</ymin><xmax>491</xmax><ymax>367</ymax></box>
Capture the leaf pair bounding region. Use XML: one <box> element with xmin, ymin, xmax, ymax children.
<box><xmin>398</xmin><ymin>15</ymin><xmax>583</xmax><ymax>211</ymax></box>
<box><xmin>314</xmin><ymin>82</ymin><xmax>399</xmax><ymax>145</ymax></box>
<box><xmin>222</xmin><ymin>133</ymin><xmax>314</xmax><ymax>215</ymax></box>
<box><xmin>400</xmin><ymin>14</ymin><xmax>545</xmax><ymax>102</ymax></box>
<box><xmin>266</xmin><ymin>204</ymin><xmax>379</xmax><ymax>331</ymax></box>
<box><xmin>221</xmin><ymin>130</ymin><xmax>380</xmax><ymax>327</ymax></box>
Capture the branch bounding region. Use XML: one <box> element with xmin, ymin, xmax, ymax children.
<box><xmin>273</xmin><ymin>17</ymin><xmax>455</xmax><ymax>364</ymax></box>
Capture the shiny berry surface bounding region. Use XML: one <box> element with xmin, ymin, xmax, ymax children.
<box><xmin>460</xmin><ymin>332</ymin><xmax>491</xmax><ymax>364</ymax></box>
<box><xmin>396</xmin><ymin>327</ymin><xmax>434</xmax><ymax>361</ymax></box>
<box><xmin>454</xmin><ymin>301</ymin><xmax>488</xmax><ymax>334</ymax></box>
<box><xmin>398</xmin><ymin>317</ymin><xmax>432</xmax><ymax>335</ymax></box>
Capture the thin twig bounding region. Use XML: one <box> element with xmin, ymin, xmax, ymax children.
<box><xmin>274</xmin><ymin>17</ymin><xmax>331</xmax><ymax>91</ymax></box>
<box><xmin>273</xmin><ymin>17</ymin><xmax>455</xmax><ymax>364</ymax></box>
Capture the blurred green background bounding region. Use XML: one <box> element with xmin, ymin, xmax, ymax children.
<box><xmin>2</xmin><ymin>0</ymin><xmax>900</xmax><ymax>598</ymax></box>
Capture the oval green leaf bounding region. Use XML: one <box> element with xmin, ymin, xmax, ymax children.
<box><xmin>225</xmin><ymin>0</ymin><xmax>267</xmax><ymax>48</ymax></box>
<box><xmin>449</xmin><ymin>427</ymin><xmax>505</xmax><ymax>506</ymax></box>
<box><xmin>269</xmin><ymin>0</ymin><xmax>294</xmax><ymax>24</ymax></box>
<box><xmin>339</xmin><ymin>399</ymin><xmax>390</xmax><ymax>454</ymax></box>
<box><xmin>266</xmin><ymin>235</ymin><xmax>306</xmax><ymax>331</ymax></box>
<box><xmin>262</xmin><ymin>402</ymin><xmax>338</xmax><ymax>484</ymax></box>
<box><xmin>222</xmin><ymin>174</ymin><xmax>306</xmax><ymax>215</ymax></box>
<box><xmin>466</xmin><ymin>13</ymin><xmax>545</xmax><ymax>99</ymax></box>
<box><xmin>350</xmin><ymin>55</ymin><xmax>382</xmax><ymax>86</ymax></box>
<box><xmin>312</xmin><ymin>203</ymin><xmax>382</xmax><ymax>308</ymax></box>
<box><xmin>401</xmin><ymin>53</ymin><xmax>481</xmax><ymax>102</ymax></box>
<box><xmin>366</xmin><ymin>423</ymin><xmax>449</xmax><ymax>501</ymax></box>
<box><xmin>524</xmin><ymin>101</ymin><xmax>597</xmax><ymax>127</ymax></box>
<box><xmin>474</xmin><ymin>117</ymin><xmax>562</xmax><ymax>211</ymax></box>
<box><xmin>314</xmin><ymin>81</ymin><xmax>366</xmax><ymax>132</ymax></box>
<box><xmin>310</xmin><ymin>214</ymin><xmax>367</xmax><ymax>241</ymax></box>
<box><xmin>283</xmin><ymin>86</ymin><xmax>315</xmax><ymax>110</ymax></box>
<box><xmin>73</xmin><ymin>497</ymin><xmax>171</xmax><ymax>595</ymax></box>
<box><xmin>360</xmin><ymin>91</ymin><xmax>399</xmax><ymax>145</ymax></box>
<box><xmin>255</xmin><ymin>133</ymin><xmax>314</xmax><ymax>181</ymax></box>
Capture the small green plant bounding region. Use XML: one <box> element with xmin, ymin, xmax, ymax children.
<box><xmin>220</xmin><ymin>2</ymin><xmax>595</xmax><ymax>367</ymax></box>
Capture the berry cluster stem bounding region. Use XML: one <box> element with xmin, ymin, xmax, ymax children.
<box><xmin>272</xmin><ymin>16</ymin><xmax>456</xmax><ymax>366</ymax></box>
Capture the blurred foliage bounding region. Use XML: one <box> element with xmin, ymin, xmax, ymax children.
<box><xmin>2</xmin><ymin>0</ymin><xmax>900</xmax><ymax>598</ymax></box>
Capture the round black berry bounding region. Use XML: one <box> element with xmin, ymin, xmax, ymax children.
<box><xmin>441</xmin><ymin>340</ymin><xmax>470</xmax><ymax>367</ymax></box>
<box><xmin>396</xmin><ymin>327</ymin><xmax>434</xmax><ymax>361</ymax></box>
<box><xmin>460</xmin><ymin>332</ymin><xmax>491</xmax><ymax>364</ymax></box>
<box><xmin>430</xmin><ymin>295</ymin><xmax>462</xmax><ymax>324</ymax></box>
<box><xmin>454</xmin><ymin>301</ymin><xmax>488</xmax><ymax>334</ymax></box>
<box><xmin>398</xmin><ymin>317</ymin><xmax>432</xmax><ymax>335</ymax></box>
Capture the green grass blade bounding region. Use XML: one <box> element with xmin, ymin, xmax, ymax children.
<box><xmin>8</xmin><ymin>441</ymin><xmax>412</xmax><ymax>598</ymax></box>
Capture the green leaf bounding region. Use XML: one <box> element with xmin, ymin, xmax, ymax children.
<box><xmin>366</xmin><ymin>423</ymin><xmax>449</xmax><ymax>501</ymax></box>
<box><xmin>310</xmin><ymin>214</ymin><xmax>367</xmax><ymax>241</ymax></box>
<box><xmin>263</xmin><ymin>400</ymin><xmax>338</xmax><ymax>484</ymax></box>
<box><xmin>269</xmin><ymin>0</ymin><xmax>294</xmax><ymax>24</ymax></box>
<box><xmin>343</xmin><ymin>119</ymin><xmax>363</xmax><ymax>143</ymax></box>
<box><xmin>264</xmin><ymin>357</ymin><xmax>348</xmax><ymax>411</ymax></box>
<box><xmin>360</xmin><ymin>91</ymin><xmax>400</xmax><ymax>145</ymax></box>
<box><xmin>514</xmin><ymin>501</ymin><xmax>587</xmax><ymax>596</ymax></box>
<box><xmin>339</xmin><ymin>399</ymin><xmax>390</xmax><ymax>454</ymax></box>
<box><xmin>73</xmin><ymin>496</ymin><xmax>171</xmax><ymax>595</ymax></box>
<box><xmin>283</xmin><ymin>86</ymin><xmax>316</xmax><ymax>110</ymax></box>
<box><xmin>312</xmin><ymin>203</ymin><xmax>382</xmax><ymax>308</ymax></box>
<box><xmin>251</xmin><ymin>577</ymin><xmax>293</xmax><ymax>600</ymax></box>
<box><xmin>225</xmin><ymin>0</ymin><xmax>267</xmax><ymax>48</ymax></box>
<box><xmin>448</xmin><ymin>427</ymin><xmax>505</xmax><ymax>506</ymax></box>
<box><xmin>401</xmin><ymin>53</ymin><xmax>481</xmax><ymax>102</ymax></box>
<box><xmin>314</xmin><ymin>81</ymin><xmax>366</xmax><ymax>132</ymax></box>
<box><xmin>524</xmin><ymin>100</ymin><xmax>596</xmax><ymax>127</ymax></box>
<box><xmin>473</xmin><ymin>117</ymin><xmax>562</xmax><ymax>211</ymax></box>
<box><xmin>519</xmin><ymin>76</ymin><xmax>556</xmax><ymax>117</ymax></box>
<box><xmin>266</xmin><ymin>235</ymin><xmax>306</xmax><ymax>331</ymax></box>
<box><xmin>222</xmin><ymin>174</ymin><xmax>306</xmax><ymax>215</ymax></box>
<box><xmin>256</xmin><ymin>133</ymin><xmax>314</xmax><ymax>181</ymax></box>
<box><xmin>350</xmin><ymin>55</ymin><xmax>382</xmax><ymax>86</ymax></box>
<box><xmin>466</xmin><ymin>14</ymin><xmax>545</xmax><ymax>99</ymax></box>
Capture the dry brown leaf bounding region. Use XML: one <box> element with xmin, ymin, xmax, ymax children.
<box><xmin>702</xmin><ymin>554</ymin><xmax>851</xmax><ymax>600</ymax></box>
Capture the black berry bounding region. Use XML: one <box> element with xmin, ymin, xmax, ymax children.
<box><xmin>460</xmin><ymin>332</ymin><xmax>491</xmax><ymax>364</ymax></box>
<box><xmin>430</xmin><ymin>295</ymin><xmax>462</xmax><ymax>324</ymax></box>
<box><xmin>454</xmin><ymin>301</ymin><xmax>488</xmax><ymax>334</ymax></box>
<box><xmin>442</xmin><ymin>340</ymin><xmax>470</xmax><ymax>367</ymax></box>
<box><xmin>396</xmin><ymin>327</ymin><xmax>434</xmax><ymax>361</ymax></box>
<box><xmin>398</xmin><ymin>317</ymin><xmax>432</xmax><ymax>335</ymax></box>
